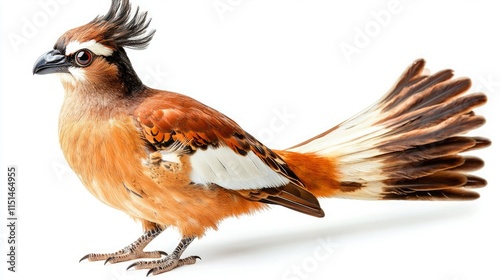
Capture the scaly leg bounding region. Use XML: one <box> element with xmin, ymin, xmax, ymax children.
<box><xmin>127</xmin><ymin>237</ymin><xmax>200</xmax><ymax>276</ymax></box>
<box><xmin>80</xmin><ymin>226</ymin><xmax>166</xmax><ymax>264</ymax></box>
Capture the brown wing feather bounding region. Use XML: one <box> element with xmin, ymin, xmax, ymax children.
<box><xmin>134</xmin><ymin>90</ymin><xmax>324</xmax><ymax>217</ymax></box>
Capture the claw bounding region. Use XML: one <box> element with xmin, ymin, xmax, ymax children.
<box><xmin>126</xmin><ymin>262</ymin><xmax>139</xmax><ymax>271</ymax></box>
<box><xmin>159</xmin><ymin>251</ymin><xmax>168</xmax><ymax>257</ymax></box>
<box><xmin>104</xmin><ymin>257</ymin><xmax>113</xmax><ymax>265</ymax></box>
<box><xmin>79</xmin><ymin>254</ymin><xmax>91</xmax><ymax>263</ymax></box>
<box><xmin>178</xmin><ymin>256</ymin><xmax>201</xmax><ymax>266</ymax></box>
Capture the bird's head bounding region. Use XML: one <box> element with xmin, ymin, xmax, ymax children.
<box><xmin>33</xmin><ymin>0</ymin><xmax>155</xmax><ymax>96</ymax></box>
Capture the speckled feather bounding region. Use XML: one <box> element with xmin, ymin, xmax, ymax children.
<box><xmin>135</xmin><ymin>90</ymin><xmax>324</xmax><ymax>217</ymax></box>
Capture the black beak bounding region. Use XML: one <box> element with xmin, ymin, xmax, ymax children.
<box><xmin>33</xmin><ymin>49</ymin><xmax>72</xmax><ymax>75</ymax></box>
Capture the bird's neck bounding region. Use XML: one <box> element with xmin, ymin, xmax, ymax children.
<box><xmin>105</xmin><ymin>47</ymin><xmax>145</xmax><ymax>96</ymax></box>
<box><xmin>58</xmin><ymin>85</ymin><xmax>148</xmax><ymax>124</ymax></box>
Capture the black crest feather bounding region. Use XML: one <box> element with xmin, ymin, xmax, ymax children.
<box><xmin>91</xmin><ymin>0</ymin><xmax>156</xmax><ymax>49</ymax></box>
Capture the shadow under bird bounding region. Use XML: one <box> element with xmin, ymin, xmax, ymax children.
<box><xmin>33</xmin><ymin>0</ymin><xmax>490</xmax><ymax>276</ymax></box>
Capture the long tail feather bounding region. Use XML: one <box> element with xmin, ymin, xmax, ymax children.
<box><xmin>280</xmin><ymin>59</ymin><xmax>490</xmax><ymax>201</ymax></box>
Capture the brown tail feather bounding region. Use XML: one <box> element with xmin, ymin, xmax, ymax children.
<box><xmin>281</xmin><ymin>59</ymin><xmax>490</xmax><ymax>201</ymax></box>
<box><xmin>381</xmin><ymin>188</ymin><xmax>480</xmax><ymax>200</ymax></box>
<box><xmin>377</xmin><ymin>136</ymin><xmax>476</xmax><ymax>163</ymax></box>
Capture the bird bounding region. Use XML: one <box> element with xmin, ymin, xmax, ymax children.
<box><xmin>33</xmin><ymin>0</ymin><xmax>490</xmax><ymax>276</ymax></box>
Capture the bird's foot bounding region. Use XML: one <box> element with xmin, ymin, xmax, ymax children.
<box><xmin>80</xmin><ymin>249</ymin><xmax>168</xmax><ymax>265</ymax></box>
<box><xmin>128</xmin><ymin>254</ymin><xmax>201</xmax><ymax>276</ymax></box>
<box><xmin>127</xmin><ymin>237</ymin><xmax>199</xmax><ymax>276</ymax></box>
<box><xmin>80</xmin><ymin>226</ymin><xmax>166</xmax><ymax>264</ymax></box>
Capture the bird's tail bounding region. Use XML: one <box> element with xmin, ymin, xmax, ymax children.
<box><xmin>277</xmin><ymin>59</ymin><xmax>490</xmax><ymax>201</ymax></box>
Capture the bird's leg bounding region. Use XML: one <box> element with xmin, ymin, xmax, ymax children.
<box><xmin>127</xmin><ymin>236</ymin><xmax>200</xmax><ymax>276</ymax></box>
<box><xmin>80</xmin><ymin>226</ymin><xmax>166</xmax><ymax>264</ymax></box>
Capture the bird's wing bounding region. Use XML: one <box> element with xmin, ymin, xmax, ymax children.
<box><xmin>134</xmin><ymin>92</ymin><xmax>324</xmax><ymax>217</ymax></box>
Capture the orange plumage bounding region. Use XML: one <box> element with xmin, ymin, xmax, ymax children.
<box><xmin>33</xmin><ymin>0</ymin><xmax>490</xmax><ymax>276</ymax></box>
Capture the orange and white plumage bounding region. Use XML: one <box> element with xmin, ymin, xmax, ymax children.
<box><xmin>33</xmin><ymin>0</ymin><xmax>490</xmax><ymax>276</ymax></box>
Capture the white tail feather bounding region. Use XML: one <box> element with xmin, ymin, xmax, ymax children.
<box><xmin>287</xmin><ymin>59</ymin><xmax>489</xmax><ymax>200</ymax></box>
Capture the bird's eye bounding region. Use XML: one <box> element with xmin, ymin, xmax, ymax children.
<box><xmin>75</xmin><ymin>49</ymin><xmax>93</xmax><ymax>67</ymax></box>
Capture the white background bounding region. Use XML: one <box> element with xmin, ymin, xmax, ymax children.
<box><xmin>1</xmin><ymin>1</ymin><xmax>499</xmax><ymax>280</ymax></box>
